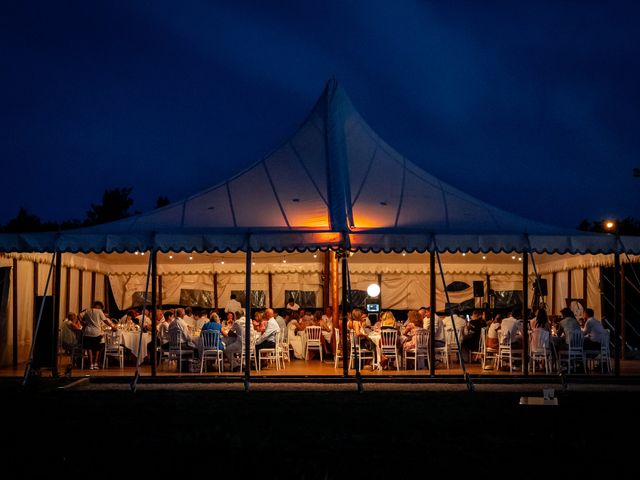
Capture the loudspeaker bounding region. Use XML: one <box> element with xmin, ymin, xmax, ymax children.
<box><xmin>473</xmin><ymin>281</ymin><xmax>484</xmax><ymax>298</ymax></box>
<box><xmin>533</xmin><ymin>278</ymin><xmax>548</xmax><ymax>296</ymax></box>
<box><xmin>33</xmin><ymin>296</ymin><xmax>55</xmax><ymax>368</ymax></box>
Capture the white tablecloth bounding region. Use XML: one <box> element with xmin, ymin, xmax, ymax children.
<box><xmin>118</xmin><ymin>331</ymin><xmax>151</xmax><ymax>360</ymax></box>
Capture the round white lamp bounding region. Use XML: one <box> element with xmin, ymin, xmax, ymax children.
<box><xmin>367</xmin><ymin>283</ymin><xmax>381</xmax><ymax>298</ymax></box>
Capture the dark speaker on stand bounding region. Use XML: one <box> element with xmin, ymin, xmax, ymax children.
<box><xmin>473</xmin><ymin>281</ymin><xmax>484</xmax><ymax>298</ymax></box>
<box><xmin>533</xmin><ymin>278</ymin><xmax>548</xmax><ymax>296</ymax></box>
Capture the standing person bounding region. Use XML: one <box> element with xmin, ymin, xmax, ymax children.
<box><xmin>79</xmin><ymin>301</ymin><xmax>117</xmax><ymax>370</ymax></box>
<box><xmin>224</xmin><ymin>294</ymin><xmax>242</xmax><ymax>316</ymax></box>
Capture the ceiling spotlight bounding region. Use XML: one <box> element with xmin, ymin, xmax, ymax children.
<box><xmin>512</xmin><ymin>255</ymin><xmax>516</xmax><ymax>260</ymax></box>
<box><xmin>134</xmin><ymin>251</ymin><xmax>139</xmax><ymax>255</ymax></box>
<box><xmin>313</xmin><ymin>253</ymin><xmax>317</xmax><ymax>258</ymax></box>
<box><xmin>169</xmin><ymin>255</ymin><xmax>173</xmax><ymax>259</ymax></box>
<box><xmin>482</xmin><ymin>255</ymin><xmax>486</xmax><ymax>260</ymax></box>
<box><xmin>518</xmin><ymin>257</ymin><xmax>522</xmax><ymax>261</ymax></box>
<box><xmin>402</xmin><ymin>252</ymin><xmax>406</xmax><ymax>256</ymax></box>
<box><xmin>189</xmin><ymin>256</ymin><xmax>193</xmax><ymax>260</ymax></box>
<box><xmin>140</xmin><ymin>252</ymin><xmax>145</xmax><ymax>256</ymax></box>
<box><xmin>462</xmin><ymin>252</ymin><xmax>466</xmax><ymax>256</ymax></box>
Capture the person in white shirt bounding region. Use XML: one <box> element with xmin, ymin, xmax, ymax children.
<box><xmin>582</xmin><ymin>307</ymin><xmax>606</xmax><ymax>350</ymax></box>
<box><xmin>224</xmin><ymin>294</ymin><xmax>242</xmax><ymax>316</ymax></box>
<box><xmin>286</xmin><ymin>297</ymin><xmax>300</xmax><ymax>311</ymax></box>
<box><xmin>79</xmin><ymin>301</ymin><xmax>117</xmax><ymax>370</ymax></box>
<box><xmin>136</xmin><ymin>309</ymin><xmax>152</xmax><ymax>332</ymax></box>
<box><xmin>255</xmin><ymin>308</ymin><xmax>279</xmax><ymax>365</ymax></box>
<box><xmin>320</xmin><ymin>307</ymin><xmax>334</xmax><ymax>356</ymax></box>
<box><xmin>195</xmin><ymin>310</ymin><xmax>209</xmax><ymax>331</ymax></box>
<box><xmin>423</xmin><ymin>306</ymin><xmax>445</xmax><ymax>347</ymax></box>
<box><xmin>182</xmin><ymin>307</ymin><xmax>196</xmax><ymax>333</ymax></box>
<box><xmin>500</xmin><ymin>309</ymin><xmax>523</xmax><ymax>347</ymax></box>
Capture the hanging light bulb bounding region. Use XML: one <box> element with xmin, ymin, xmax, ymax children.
<box><xmin>189</xmin><ymin>256</ymin><xmax>193</xmax><ymax>260</ymax></box>
<box><xmin>169</xmin><ymin>254</ymin><xmax>173</xmax><ymax>259</ymax></box>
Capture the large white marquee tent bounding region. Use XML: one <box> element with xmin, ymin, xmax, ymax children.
<box><xmin>1</xmin><ymin>79</ymin><xmax>638</xmax><ymax>371</ymax></box>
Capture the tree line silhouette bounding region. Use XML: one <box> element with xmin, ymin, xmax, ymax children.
<box><xmin>1</xmin><ymin>184</ymin><xmax>638</xmax><ymax>235</ymax></box>
<box><xmin>0</xmin><ymin>187</ymin><xmax>170</xmax><ymax>233</ymax></box>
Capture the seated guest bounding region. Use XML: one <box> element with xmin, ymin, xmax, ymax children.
<box><xmin>402</xmin><ymin>310</ymin><xmax>424</xmax><ymax>352</ymax></box>
<box><xmin>168</xmin><ymin>307</ymin><xmax>199</xmax><ymax>361</ymax></box>
<box><xmin>486</xmin><ymin>313</ymin><xmax>502</xmax><ymax>350</ymax></box>
<box><xmin>556</xmin><ymin>307</ymin><xmax>581</xmax><ymax>350</ymax></box>
<box><xmin>252</xmin><ymin>310</ymin><xmax>267</xmax><ymax>334</ymax></box>
<box><xmin>287</xmin><ymin>312</ymin><xmax>306</xmax><ymax>360</ymax></box>
<box><xmin>255</xmin><ymin>308</ymin><xmax>279</xmax><ymax>362</ymax></box>
<box><xmin>148</xmin><ymin>310</ymin><xmax>174</xmax><ymax>363</ymax></box>
<box><xmin>581</xmin><ymin>307</ymin><xmax>606</xmax><ymax>350</ymax></box>
<box><xmin>499</xmin><ymin>308</ymin><xmax>523</xmax><ymax>347</ymax></box>
<box><xmin>195</xmin><ymin>310</ymin><xmax>209</xmax><ymax>332</ymax></box>
<box><xmin>201</xmin><ymin>311</ymin><xmax>225</xmax><ymax>350</ymax></box>
<box><xmin>60</xmin><ymin>312</ymin><xmax>83</xmax><ymax>353</ymax></box>
<box><xmin>461</xmin><ymin>309</ymin><xmax>487</xmax><ymax>360</ymax></box>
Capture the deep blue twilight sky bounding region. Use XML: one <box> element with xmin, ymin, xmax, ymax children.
<box><xmin>1</xmin><ymin>1</ymin><xmax>639</xmax><ymax>229</ymax></box>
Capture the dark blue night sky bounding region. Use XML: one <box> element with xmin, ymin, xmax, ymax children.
<box><xmin>2</xmin><ymin>1</ymin><xmax>639</xmax><ymax>228</ymax></box>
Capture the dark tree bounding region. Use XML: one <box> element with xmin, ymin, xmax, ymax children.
<box><xmin>1</xmin><ymin>207</ymin><xmax>58</xmax><ymax>233</ymax></box>
<box><xmin>85</xmin><ymin>187</ymin><xmax>134</xmax><ymax>226</ymax></box>
<box><xmin>155</xmin><ymin>195</ymin><xmax>170</xmax><ymax>209</ymax></box>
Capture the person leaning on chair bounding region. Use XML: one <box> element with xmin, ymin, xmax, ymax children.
<box><xmin>79</xmin><ymin>301</ymin><xmax>117</xmax><ymax>370</ymax></box>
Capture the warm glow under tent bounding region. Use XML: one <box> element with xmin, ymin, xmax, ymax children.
<box><xmin>0</xmin><ymin>79</ymin><xmax>638</xmax><ymax>255</ymax></box>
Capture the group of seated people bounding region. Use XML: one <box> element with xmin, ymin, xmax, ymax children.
<box><xmin>60</xmin><ymin>298</ymin><xmax>610</xmax><ymax>373</ymax></box>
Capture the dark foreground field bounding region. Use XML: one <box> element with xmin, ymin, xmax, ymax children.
<box><xmin>3</xmin><ymin>378</ymin><xmax>639</xmax><ymax>478</ymax></box>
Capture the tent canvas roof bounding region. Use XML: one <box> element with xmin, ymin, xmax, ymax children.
<box><xmin>1</xmin><ymin>79</ymin><xmax>637</xmax><ymax>254</ymax></box>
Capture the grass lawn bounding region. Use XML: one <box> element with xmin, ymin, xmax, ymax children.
<box><xmin>4</xmin><ymin>378</ymin><xmax>639</xmax><ymax>478</ymax></box>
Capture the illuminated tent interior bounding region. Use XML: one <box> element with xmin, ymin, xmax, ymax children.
<box><xmin>1</xmin><ymin>79</ymin><xmax>638</xmax><ymax>368</ymax></box>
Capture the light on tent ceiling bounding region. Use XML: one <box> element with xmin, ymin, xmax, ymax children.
<box><xmin>282</xmin><ymin>257</ymin><xmax>287</xmax><ymax>263</ymax></box>
<box><xmin>518</xmin><ymin>257</ymin><xmax>522</xmax><ymax>261</ymax></box>
<box><xmin>221</xmin><ymin>259</ymin><xmax>224</xmax><ymax>264</ymax></box>
<box><xmin>462</xmin><ymin>253</ymin><xmax>466</xmax><ymax>256</ymax></box>
<box><xmin>140</xmin><ymin>252</ymin><xmax>144</xmax><ymax>256</ymax></box>
<box><xmin>169</xmin><ymin>255</ymin><xmax>173</xmax><ymax>259</ymax></box>
<box><xmin>189</xmin><ymin>256</ymin><xmax>193</xmax><ymax>260</ymax></box>
<box><xmin>313</xmin><ymin>253</ymin><xmax>317</xmax><ymax>258</ymax></box>
<box><xmin>367</xmin><ymin>283</ymin><xmax>381</xmax><ymax>298</ymax></box>
<box><xmin>252</xmin><ymin>261</ymin><xmax>255</xmax><ymax>265</ymax></box>
<box><xmin>482</xmin><ymin>255</ymin><xmax>486</xmax><ymax>260</ymax></box>
<box><xmin>402</xmin><ymin>252</ymin><xmax>406</xmax><ymax>256</ymax></box>
<box><xmin>512</xmin><ymin>256</ymin><xmax>516</xmax><ymax>260</ymax></box>
<box><xmin>134</xmin><ymin>251</ymin><xmax>139</xmax><ymax>255</ymax></box>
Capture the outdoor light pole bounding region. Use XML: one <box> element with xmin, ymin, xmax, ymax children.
<box><xmin>605</xmin><ymin>220</ymin><xmax>621</xmax><ymax>376</ymax></box>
